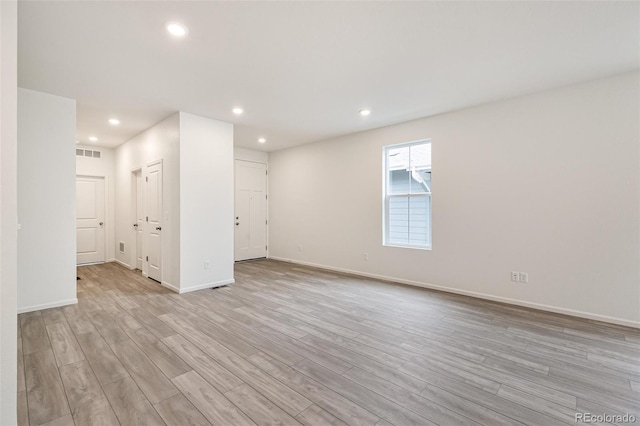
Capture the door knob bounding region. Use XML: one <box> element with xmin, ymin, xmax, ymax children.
<box><xmin>156</xmin><ymin>226</ymin><xmax>162</xmax><ymax>231</ymax></box>
<box><xmin>235</xmin><ymin>222</ymin><xmax>239</xmax><ymax>226</ymax></box>
<box><xmin>133</xmin><ymin>224</ymin><xmax>138</xmax><ymax>228</ymax></box>
<box><xmin>99</xmin><ymin>222</ymin><xmax>103</xmax><ymax>226</ymax></box>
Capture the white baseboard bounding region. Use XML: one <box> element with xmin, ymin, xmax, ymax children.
<box><xmin>268</xmin><ymin>256</ymin><xmax>640</xmax><ymax>329</ymax></box>
<box><xmin>161</xmin><ymin>281</ymin><xmax>180</xmax><ymax>293</ymax></box>
<box><xmin>112</xmin><ymin>259</ymin><xmax>135</xmax><ymax>270</ymax></box>
<box><xmin>178</xmin><ymin>279</ymin><xmax>235</xmax><ymax>294</ymax></box>
<box><xmin>162</xmin><ymin>279</ymin><xmax>235</xmax><ymax>294</ymax></box>
<box><xmin>18</xmin><ymin>298</ymin><xmax>78</xmax><ymax>314</ymax></box>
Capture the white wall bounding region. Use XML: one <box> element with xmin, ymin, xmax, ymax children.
<box><xmin>76</xmin><ymin>145</ymin><xmax>116</xmax><ymax>261</ymax></box>
<box><xmin>0</xmin><ymin>1</ymin><xmax>18</xmax><ymax>423</ymax></box>
<box><xmin>235</xmin><ymin>146</ymin><xmax>269</xmax><ymax>163</ymax></box>
<box><xmin>179</xmin><ymin>112</ymin><xmax>234</xmax><ymax>292</ymax></box>
<box><xmin>269</xmin><ymin>72</ymin><xmax>640</xmax><ymax>327</ymax></box>
<box><xmin>114</xmin><ymin>113</ymin><xmax>180</xmax><ymax>288</ymax></box>
<box><xmin>17</xmin><ymin>88</ymin><xmax>77</xmax><ymax>313</ymax></box>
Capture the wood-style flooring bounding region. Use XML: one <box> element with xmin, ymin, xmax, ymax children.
<box><xmin>17</xmin><ymin>259</ymin><xmax>640</xmax><ymax>425</ymax></box>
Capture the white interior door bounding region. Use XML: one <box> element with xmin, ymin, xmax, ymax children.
<box><xmin>76</xmin><ymin>176</ymin><xmax>105</xmax><ymax>265</ymax></box>
<box><xmin>135</xmin><ymin>171</ymin><xmax>144</xmax><ymax>270</ymax></box>
<box><xmin>235</xmin><ymin>160</ymin><xmax>267</xmax><ymax>261</ymax></box>
<box><xmin>146</xmin><ymin>162</ymin><xmax>163</xmax><ymax>282</ymax></box>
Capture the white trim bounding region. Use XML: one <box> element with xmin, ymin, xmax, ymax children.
<box><xmin>112</xmin><ymin>259</ymin><xmax>135</xmax><ymax>270</ymax></box>
<box><xmin>234</xmin><ymin>159</ymin><xmax>268</xmax><ymax>166</ymax></box>
<box><xmin>18</xmin><ymin>298</ymin><xmax>78</xmax><ymax>314</ymax></box>
<box><xmin>162</xmin><ymin>279</ymin><xmax>235</xmax><ymax>294</ymax></box>
<box><xmin>268</xmin><ymin>256</ymin><xmax>640</xmax><ymax>329</ymax></box>
<box><xmin>145</xmin><ymin>159</ymin><xmax>163</xmax><ymax>282</ymax></box>
<box><xmin>161</xmin><ymin>281</ymin><xmax>180</xmax><ymax>293</ymax></box>
<box><xmin>383</xmin><ymin>140</ymin><xmax>432</xmax><ymax>248</ymax></box>
<box><xmin>146</xmin><ymin>158</ymin><xmax>163</xmax><ymax>168</ymax></box>
<box><xmin>383</xmin><ymin>243</ymin><xmax>432</xmax><ymax>251</ymax></box>
<box><xmin>76</xmin><ymin>174</ymin><xmax>108</xmax><ymax>264</ymax></box>
<box><xmin>130</xmin><ymin>167</ymin><xmax>143</xmax><ymax>272</ymax></box>
<box><xmin>234</xmin><ymin>159</ymin><xmax>269</xmax><ymax>261</ymax></box>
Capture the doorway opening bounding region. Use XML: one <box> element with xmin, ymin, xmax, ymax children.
<box><xmin>130</xmin><ymin>161</ymin><xmax>163</xmax><ymax>283</ymax></box>
<box><xmin>76</xmin><ymin>175</ymin><xmax>106</xmax><ymax>265</ymax></box>
<box><xmin>234</xmin><ymin>160</ymin><xmax>268</xmax><ymax>261</ymax></box>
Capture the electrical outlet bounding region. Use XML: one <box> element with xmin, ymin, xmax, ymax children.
<box><xmin>297</xmin><ymin>245</ymin><xmax>302</xmax><ymax>252</ymax></box>
<box><xmin>363</xmin><ymin>253</ymin><xmax>369</xmax><ymax>261</ymax></box>
<box><xmin>204</xmin><ymin>261</ymin><xmax>211</xmax><ymax>270</ymax></box>
<box><xmin>511</xmin><ymin>271</ymin><xmax>519</xmax><ymax>282</ymax></box>
<box><xmin>519</xmin><ymin>272</ymin><xmax>528</xmax><ymax>283</ymax></box>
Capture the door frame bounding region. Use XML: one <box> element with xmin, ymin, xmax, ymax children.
<box><xmin>233</xmin><ymin>159</ymin><xmax>269</xmax><ymax>261</ymax></box>
<box><xmin>144</xmin><ymin>159</ymin><xmax>163</xmax><ymax>282</ymax></box>
<box><xmin>128</xmin><ymin>159</ymin><xmax>163</xmax><ymax>280</ymax></box>
<box><xmin>76</xmin><ymin>174</ymin><xmax>108</xmax><ymax>265</ymax></box>
<box><xmin>130</xmin><ymin>168</ymin><xmax>143</xmax><ymax>272</ymax></box>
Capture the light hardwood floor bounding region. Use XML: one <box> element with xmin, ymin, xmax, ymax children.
<box><xmin>18</xmin><ymin>260</ymin><xmax>640</xmax><ymax>425</ymax></box>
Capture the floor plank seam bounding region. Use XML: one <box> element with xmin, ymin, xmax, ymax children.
<box><xmin>17</xmin><ymin>260</ymin><xmax>640</xmax><ymax>426</ymax></box>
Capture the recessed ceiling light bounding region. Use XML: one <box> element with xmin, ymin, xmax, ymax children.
<box><xmin>360</xmin><ymin>109</ymin><xmax>371</xmax><ymax>116</ymax></box>
<box><xmin>166</xmin><ymin>22</ymin><xmax>188</xmax><ymax>37</ymax></box>
<box><xmin>258</xmin><ymin>138</ymin><xmax>266</xmax><ymax>144</ymax></box>
<box><xmin>108</xmin><ymin>118</ymin><xmax>120</xmax><ymax>126</ymax></box>
<box><xmin>232</xmin><ymin>107</ymin><xmax>244</xmax><ymax>115</ymax></box>
<box><xmin>89</xmin><ymin>136</ymin><xmax>98</xmax><ymax>142</ymax></box>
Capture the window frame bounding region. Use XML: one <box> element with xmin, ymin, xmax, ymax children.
<box><xmin>382</xmin><ymin>139</ymin><xmax>432</xmax><ymax>250</ymax></box>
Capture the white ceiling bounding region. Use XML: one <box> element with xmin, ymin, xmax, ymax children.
<box><xmin>18</xmin><ymin>1</ymin><xmax>639</xmax><ymax>152</ymax></box>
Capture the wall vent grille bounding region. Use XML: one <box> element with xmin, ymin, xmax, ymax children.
<box><xmin>76</xmin><ymin>149</ymin><xmax>102</xmax><ymax>158</ymax></box>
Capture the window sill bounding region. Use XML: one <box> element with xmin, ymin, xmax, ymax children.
<box><xmin>383</xmin><ymin>243</ymin><xmax>432</xmax><ymax>251</ymax></box>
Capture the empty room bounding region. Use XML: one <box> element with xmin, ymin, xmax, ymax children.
<box><xmin>1</xmin><ymin>1</ymin><xmax>639</xmax><ymax>426</ymax></box>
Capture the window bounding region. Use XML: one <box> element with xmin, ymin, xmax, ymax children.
<box><xmin>383</xmin><ymin>139</ymin><xmax>431</xmax><ymax>248</ymax></box>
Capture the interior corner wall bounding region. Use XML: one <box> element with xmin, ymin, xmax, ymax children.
<box><xmin>0</xmin><ymin>1</ymin><xmax>18</xmax><ymax>424</ymax></box>
<box><xmin>179</xmin><ymin>112</ymin><xmax>234</xmax><ymax>292</ymax></box>
<box><xmin>17</xmin><ymin>88</ymin><xmax>77</xmax><ymax>312</ymax></box>
<box><xmin>114</xmin><ymin>113</ymin><xmax>180</xmax><ymax>288</ymax></box>
<box><xmin>268</xmin><ymin>71</ymin><xmax>640</xmax><ymax>327</ymax></box>
<box><xmin>76</xmin><ymin>145</ymin><xmax>116</xmax><ymax>261</ymax></box>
